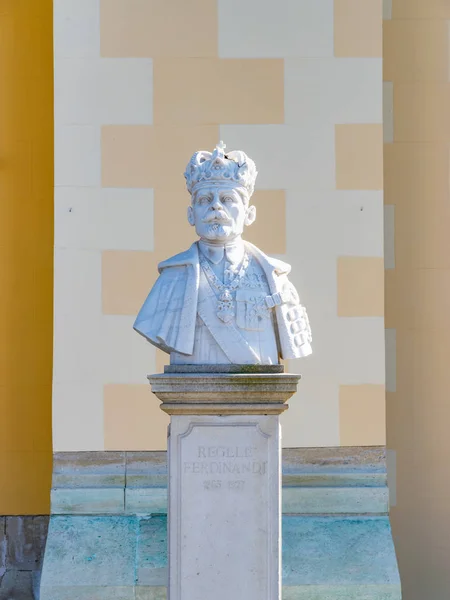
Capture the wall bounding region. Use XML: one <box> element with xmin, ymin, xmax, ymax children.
<box><xmin>53</xmin><ymin>0</ymin><xmax>385</xmax><ymax>451</ymax></box>
<box><xmin>384</xmin><ymin>0</ymin><xmax>450</xmax><ymax>597</ymax></box>
<box><xmin>0</xmin><ymin>0</ymin><xmax>53</xmax><ymax>513</ymax></box>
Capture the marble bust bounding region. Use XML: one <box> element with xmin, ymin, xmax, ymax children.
<box><xmin>134</xmin><ymin>142</ymin><xmax>312</xmax><ymax>365</ymax></box>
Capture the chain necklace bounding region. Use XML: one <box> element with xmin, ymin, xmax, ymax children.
<box><xmin>199</xmin><ymin>251</ymin><xmax>250</xmax><ymax>323</ymax></box>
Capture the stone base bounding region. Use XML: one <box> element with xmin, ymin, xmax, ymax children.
<box><xmin>39</xmin><ymin>448</ymin><xmax>401</xmax><ymax>600</ymax></box>
<box><xmin>150</xmin><ymin>367</ymin><xmax>300</xmax><ymax>600</ymax></box>
<box><xmin>167</xmin><ymin>414</ymin><xmax>281</xmax><ymax>600</ymax></box>
<box><xmin>40</xmin><ymin>515</ymin><xmax>400</xmax><ymax>600</ymax></box>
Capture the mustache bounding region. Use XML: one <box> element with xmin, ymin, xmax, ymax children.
<box><xmin>202</xmin><ymin>211</ymin><xmax>232</xmax><ymax>224</ymax></box>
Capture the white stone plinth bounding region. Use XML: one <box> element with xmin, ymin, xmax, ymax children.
<box><xmin>148</xmin><ymin>365</ymin><xmax>300</xmax><ymax>600</ymax></box>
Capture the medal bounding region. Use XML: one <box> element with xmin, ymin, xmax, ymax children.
<box><xmin>217</xmin><ymin>289</ymin><xmax>234</xmax><ymax>323</ymax></box>
<box><xmin>199</xmin><ymin>252</ymin><xmax>250</xmax><ymax>322</ymax></box>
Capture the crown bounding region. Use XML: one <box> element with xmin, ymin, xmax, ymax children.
<box><xmin>184</xmin><ymin>141</ymin><xmax>258</xmax><ymax>197</ymax></box>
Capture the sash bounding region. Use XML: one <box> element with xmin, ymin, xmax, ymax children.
<box><xmin>196</xmin><ymin>268</ymin><xmax>260</xmax><ymax>364</ymax></box>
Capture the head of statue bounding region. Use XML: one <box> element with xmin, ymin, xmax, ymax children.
<box><xmin>184</xmin><ymin>142</ymin><xmax>258</xmax><ymax>244</ymax></box>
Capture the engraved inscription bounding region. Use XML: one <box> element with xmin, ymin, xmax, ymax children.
<box><xmin>184</xmin><ymin>445</ymin><xmax>267</xmax><ymax>491</ymax></box>
<box><xmin>203</xmin><ymin>480</ymin><xmax>222</xmax><ymax>490</ymax></box>
<box><xmin>198</xmin><ymin>446</ymin><xmax>255</xmax><ymax>458</ymax></box>
<box><xmin>176</xmin><ymin>421</ymin><xmax>277</xmax><ymax>600</ymax></box>
<box><xmin>203</xmin><ymin>480</ymin><xmax>246</xmax><ymax>491</ymax></box>
<box><xmin>228</xmin><ymin>480</ymin><xmax>245</xmax><ymax>490</ymax></box>
<box><xmin>183</xmin><ymin>460</ymin><xmax>267</xmax><ymax>475</ymax></box>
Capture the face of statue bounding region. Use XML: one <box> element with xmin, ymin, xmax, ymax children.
<box><xmin>188</xmin><ymin>184</ymin><xmax>256</xmax><ymax>243</ymax></box>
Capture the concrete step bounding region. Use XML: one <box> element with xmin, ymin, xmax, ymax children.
<box><xmin>118</xmin><ymin>481</ymin><xmax>388</xmax><ymax>516</ymax></box>
<box><xmin>40</xmin><ymin>514</ymin><xmax>401</xmax><ymax>600</ymax></box>
<box><xmin>42</xmin><ymin>449</ymin><xmax>400</xmax><ymax>598</ymax></box>
<box><xmin>50</xmin><ymin>447</ymin><xmax>390</xmax><ymax>517</ymax></box>
<box><xmin>50</xmin><ymin>483</ymin><xmax>388</xmax><ymax>517</ymax></box>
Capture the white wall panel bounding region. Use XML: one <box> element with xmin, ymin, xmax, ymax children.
<box><xmin>218</xmin><ymin>0</ymin><xmax>334</xmax><ymax>58</ymax></box>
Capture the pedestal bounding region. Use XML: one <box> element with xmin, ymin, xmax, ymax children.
<box><xmin>149</xmin><ymin>365</ymin><xmax>300</xmax><ymax>600</ymax></box>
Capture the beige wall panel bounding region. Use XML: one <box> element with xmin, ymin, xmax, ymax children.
<box><xmin>335</xmin><ymin>124</ymin><xmax>383</xmax><ymax>190</ymax></box>
<box><xmin>384</xmin><ymin>270</ymin><xmax>413</xmax><ymax>330</ymax></box>
<box><xmin>384</xmin><ymin>142</ymin><xmax>449</xmax><ymax>206</ymax></box>
<box><xmin>281</xmin><ymin>374</ymin><xmax>340</xmax><ymax>448</ymax></box>
<box><xmin>245</xmin><ymin>190</ymin><xmax>286</xmax><ymax>255</ymax></box>
<box><xmin>337</xmin><ymin>256</ymin><xmax>384</xmax><ymax>317</ymax></box>
<box><xmin>393</xmin><ymin>330</ymin><xmax>450</xmax><ymax>506</ymax></box>
<box><xmin>153</xmin><ymin>58</ymin><xmax>284</xmax><ymax>125</ymax></box>
<box><xmin>383</xmin><ymin>20</ymin><xmax>449</xmax><ymax>83</ymax></box>
<box><xmin>386</xmin><ymin>394</ymin><xmax>419</xmax><ymax>509</ymax></box>
<box><xmin>394</xmin><ymin>329</ymin><xmax>450</xmax><ymax>400</ymax></box>
<box><xmin>394</xmin><ymin>84</ymin><xmax>450</xmax><ymax>142</ymax></box>
<box><xmin>413</xmin><ymin>424</ymin><xmax>450</xmax><ymax>494</ymax></box>
<box><xmin>392</xmin><ymin>330</ymin><xmax>419</xmax><ymax>406</ymax></box>
<box><xmin>384</xmin><ymin>206</ymin><xmax>395</xmax><ymax>269</ymax></box>
<box><xmin>394</xmin><ymin>199</ymin><xmax>450</xmax><ymax>270</ymax></box>
<box><xmin>101</xmin><ymin>125</ymin><xmax>153</xmax><ymax>188</ymax></box>
<box><xmin>400</xmin><ymin>509</ymin><xmax>450</xmax><ymax>599</ymax></box>
<box><xmin>102</xmin><ymin>250</ymin><xmax>159</xmax><ymax>316</ymax></box>
<box><xmin>392</xmin><ymin>0</ymin><xmax>450</xmax><ymax>19</ymax></box>
<box><xmin>334</xmin><ymin>0</ymin><xmax>382</xmax><ymax>58</ymax></box>
<box><xmin>339</xmin><ymin>384</ymin><xmax>386</xmax><ymax>446</ymax></box>
<box><xmin>384</xmin><ymin>143</ymin><xmax>450</xmax><ymax>269</ymax></box>
<box><xmin>386</xmin><ymin>392</ymin><xmax>413</xmax><ymax>455</ymax></box>
<box><xmin>385</xmin><ymin>328</ymin><xmax>396</xmax><ymax>392</ymax></box>
<box><xmin>104</xmin><ymin>384</ymin><xmax>169</xmax><ymax>450</ymax></box>
<box><xmin>100</xmin><ymin>0</ymin><xmax>217</xmax><ymax>58</ymax></box>
<box><xmin>102</xmin><ymin>125</ymin><xmax>219</xmax><ymax>188</ymax></box>
<box><xmin>385</xmin><ymin>0</ymin><xmax>450</xmax><ymax>594</ymax></box>
<box><xmin>385</xmin><ymin>268</ymin><xmax>450</xmax><ymax>330</ymax></box>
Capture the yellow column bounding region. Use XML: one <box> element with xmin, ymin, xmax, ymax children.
<box><xmin>0</xmin><ymin>0</ymin><xmax>53</xmax><ymax>513</ymax></box>
<box><xmin>385</xmin><ymin>0</ymin><xmax>450</xmax><ymax>596</ymax></box>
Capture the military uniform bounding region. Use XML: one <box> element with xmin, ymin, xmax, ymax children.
<box><xmin>134</xmin><ymin>240</ymin><xmax>312</xmax><ymax>365</ymax></box>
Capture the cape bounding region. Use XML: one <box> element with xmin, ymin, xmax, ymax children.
<box><xmin>133</xmin><ymin>241</ymin><xmax>312</xmax><ymax>360</ymax></box>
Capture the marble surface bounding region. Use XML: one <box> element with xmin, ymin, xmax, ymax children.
<box><xmin>164</xmin><ymin>364</ymin><xmax>284</xmax><ymax>373</ymax></box>
<box><xmin>134</xmin><ymin>143</ymin><xmax>312</xmax><ymax>365</ymax></box>
<box><xmin>148</xmin><ymin>370</ymin><xmax>301</xmax><ymax>415</ymax></box>
<box><xmin>167</xmin><ymin>414</ymin><xmax>281</xmax><ymax>600</ymax></box>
